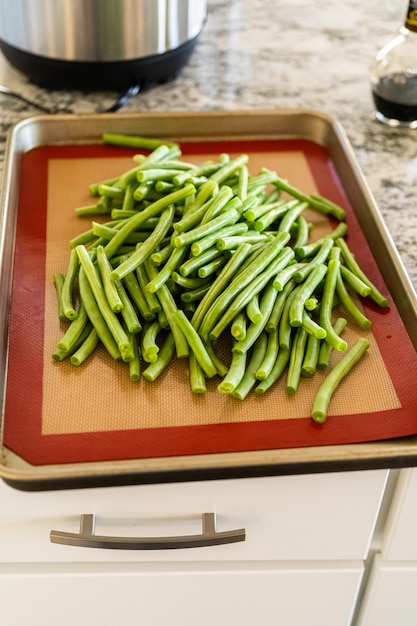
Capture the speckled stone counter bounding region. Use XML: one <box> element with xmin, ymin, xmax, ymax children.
<box><xmin>1</xmin><ymin>0</ymin><xmax>416</xmax><ymax>285</ymax></box>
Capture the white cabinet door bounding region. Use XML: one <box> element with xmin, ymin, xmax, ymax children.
<box><xmin>356</xmin><ymin>556</ymin><xmax>417</xmax><ymax>626</ymax></box>
<box><xmin>0</xmin><ymin>562</ymin><xmax>363</xmax><ymax>626</ymax></box>
<box><xmin>0</xmin><ymin>470</ymin><xmax>388</xmax><ymax>563</ymax></box>
<box><xmin>382</xmin><ymin>468</ymin><xmax>417</xmax><ymax>560</ymax></box>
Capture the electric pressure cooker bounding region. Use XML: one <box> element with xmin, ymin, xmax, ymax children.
<box><xmin>0</xmin><ymin>0</ymin><xmax>207</xmax><ymax>90</ymax></box>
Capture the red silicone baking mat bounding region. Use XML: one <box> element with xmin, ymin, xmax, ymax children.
<box><xmin>3</xmin><ymin>138</ymin><xmax>417</xmax><ymax>467</ymax></box>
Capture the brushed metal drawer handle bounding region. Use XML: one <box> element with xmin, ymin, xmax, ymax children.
<box><xmin>50</xmin><ymin>512</ymin><xmax>246</xmax><ymax>550</ymax></box>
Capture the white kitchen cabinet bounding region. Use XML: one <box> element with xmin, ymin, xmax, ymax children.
<box><xmin>0</xmin><ymin>562</ymin><xmax>364</xmax><ymax>626</ymax></box>
<box><xmin>355</xmin><ymin>557</ymin><xmax>417</xmax><ymax>626</ymax></box>
<box><xmin>0</xmin><ymin>470</ymin><xmax>388</xmax><ymax>564</ymax></box>
<box><xmin>0</xmin><ymin>469</ymin><xmax>389</xmax><ymax>626</ymax></box>
<box><xmin>380</xmin><ymin>467</ymin><xmax>417</xmax><ymax>560</ymax></box>
<box><xmin>355</xmin><ymin>468</ymin><xmax>417</xmax><ymax>626</ymax></box>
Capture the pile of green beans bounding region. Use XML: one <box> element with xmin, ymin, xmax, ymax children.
<box><xmin>53</xmin><ymin>133</ymin><xmax>389</xmax><ymax>423</ymax></box>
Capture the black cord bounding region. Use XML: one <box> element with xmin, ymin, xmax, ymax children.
<box><xmin>0</xmin><ymin>83</ymin><xmax>142</xmax><ymax>114</ymax></box>
<box><xmin>103</xmin><ymin>84</ymin><xmax>142</xmax><ymax>112</ymax></box>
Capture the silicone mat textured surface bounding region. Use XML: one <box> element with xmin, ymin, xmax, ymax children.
<box><xmin>3</xmin><ymin>139</ymin><xmax>417</xmax><ymax>466</ymax></box>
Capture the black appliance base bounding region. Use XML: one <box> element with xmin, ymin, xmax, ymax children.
<box><xmin>0</xmin><ymin>37</ymin><xmax>199</xmax><ymax>91</ymax></box>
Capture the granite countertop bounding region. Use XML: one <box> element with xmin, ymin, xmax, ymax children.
<box><xmin>0</xmin><ymin>0</ymin><xmax>416</xmax><ymax>285</ymax></box>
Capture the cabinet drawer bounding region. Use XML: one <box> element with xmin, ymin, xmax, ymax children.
<box><xmin>382</xmin><ymin>468</ymin><xmax>417</xmax><ymax>560</ymax></box>
<box><xmin>0</xmin><ymin>469</ymin><xmax>388</xmax><ymax>563</ymax></box>
<box><xmin>0</xmin><ymin>562</ymin><xmax>363</xmax><ymax>626</ymax></box>
<box><xmin>356</xmin><ymin>556</ymin><xmax>417</xmax><ymax>626</ymax></box>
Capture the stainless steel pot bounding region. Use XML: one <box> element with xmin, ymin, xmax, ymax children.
<box><xmin>0</xmin><ymin>0</ymin><xmax>207</xmax><ymax>90</ymax></box>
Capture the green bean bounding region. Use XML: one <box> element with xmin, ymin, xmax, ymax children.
<box><xmin>319</xmin><ymin>258</ymin><xmax>348</xmax><ymax>352</ymax></box>
<box><xmin>295</xmin><ymin>222</ymin><xmax>348</xmax><ymax>259</ymax></box>
<box><xmin>292</xmin><ymin>216</ymin><xmax>311</xmax><ymax>249</ymax></box>
<box><xmin>180</xmin><ymin>283</ymin><xmax>211</xmax><ymax>303</ymax></box>
<box><xmin>200</xmin><ymin>340</ymin><xmax>227</xmax><ymax>378</ymax></box>
<box><xmin>103</xmin><ymin>183</ymin><xmax>195</xmax><ymax>259</ymax></box>
<box><xmin>96</xmin><ymin>245</ymin><xmax>123</xmax><ymax>312</ymax></box>
<box><xmin>142</xmin><ymin>332</ymin><xmax>176</xmax><ymax>381</ymax></box>
<box><xmin>231</xmin><ymin>311</ymin><xmax>247</xmax><ymax>341</ymax></box>
<box><xmin>308</xmin><ymin>193</ymin><xmax>347</xmax><ymax>221</ymax></box>
<box><xmin>53</xmin><ymin>322</ymin><xmax>93</xmax><ymax>362</ymax></box>
<box><xmin>197</xmin><ymin>255</ymin><xmax>227</xmax><ymax>278</ymax></box>
<box><xmin>232</xmin><ymin>333</ymin><xmax>268</xmax><ymax>399</ymax></box>
<box><xmin>173</xmin><ymin>309</ymin><xmax>217</xmax><ymax>377</ymax></box>
<box><xmin>339</xmin><ymin>265</ymin><xmax>372</xmax><ymax>298</ymax></box>
<box><xmin>255</xmin><ymin>345</ymin><xmax>291</xmax><ymax>395</ymax></box>
<box><xmin>145</xmin><ymin>245</ymin><xmax>188</xmax><ymax>293</ymax></box>
<box><xmin>111</xmin><ymin>205</ymin><xmax>175</xmax><ymax>280</ymax></box>
<box><xmin>335</xmin><ymin>271</ymin><xmax>372</xmax><ymax>330</ymax></box>
<box><xmin>218</xmin><ymin>349</ymin><xmax>247</xmax><ymax>393</ymax></box>
<box><xmin>293</xmin><ymin>238</ymin><xmax>334</xmax><ymax>283</ymax></box>
<box><xmin>115</xmin><ymin>280</ymin><xmax>142</xmax><ymax>334</ymax></box>
<box><xmin>53</xmin><ymin>273</ymin><xmax>67</xmax><ymax>322</ymax></box>
<box><xmin>272</xmin><ymin>263</ymin><xmax>303</xmax><ymax>291</ymax></box>
<box><xmin>301</xmin><ymin>332</ymin><xmax>321</xmax><ymax>378</ymax></box>
<box><xmin>70</xmin><ymin>328</ymin><xmax>100</xmax><ymax>366</ymax></box>
<box><xmin>126</xmin><ymin>332</ymin><xmax>141</xmax><ymax>381</ymax></box>
<box><xmin>245</xmin><ymin>198</ymin><xmax>281</xmax><ymax>223</ymax></box>
<box><xmin>304</xmin><ymin>297</ymin><xmax>319</xmax><ymax>311</ymax></box>
<box><xmin>70</xmin><ymin>228</ymin><xmax>98</xmax><ymax>248</ymax></box>
<box><xmin>256</xmin><ymin>328</ymin><xmax>279</xmax><ymax>380</ymax></box>
<box><xmin>171</xmin><ymin>206</ymin><xmax>241</xmax><ymax>249</ymax></box>
<box><xmin>171</xmin><ymin>272</ymin><xmax>210</xmax><ymax>289</ymax></box>
<box><xmin>208</xmin><ymin>154</ymin><xmax>249</xmax><ymax>185</ymax></box>
<box><xmin>179</xmin><ymin>247</ymin><xmax>224</xmax><ymax>277</ymax></box>
<box><xmin>228</xmin><ymin>279</ymin><xmax>280</xmax><ymax>355</ymax></box>
<box><xmin>191</xmin><ymin>221</ymin><xmax>248</xmax><ymax>257</ymax></box>
<box><xmin>102</xmin><ymin>133</ymin><xmax>179</xmax><ymax>152</ymax></box>
<box><xmin>265</xmin><ymin>279</ymin><xmax>295</xmax><ymax>332</ymax></box>
<box><xmin>75</xmin><ymin>197</ymin><xmax>112</xmax><ymax>217</ymax></box>
<box><xmin>155</xmin><ymin>181</ymin><xmax>175</xmax><ymax>194</ymax></box>
<box><xmin>289</xmin><ymin>263</ymin><xmax>327</xmax><ymax>327</ymax></box>
<box><xmin>145</xmin><ymin>259</ymin><xmax>189</xmax><ymax>358</ymax></box>
<box><xmin>172</xmin><ymin>181</ymin><xmax>222</xmax><ymax>233</ymax></box>
<box><xmin>277</xmin><ymin>201</ymin><xmax>308</xmax><ymax>234</ymax></box>
<box><xmin>210</xmin><ymin>247</ymin><xmax>294</xmax><ymax>342</ymax></box>
<box><xmin>121</xmin><ymin>261</ymin><xmax>154</xmax><ymax>322</ymax></box>
<box><xmin>56</xmin><ymin>300</ymin><xmax>88</xmax><ymax>352</ymax></box>
<box><xmin>173</xmin><ymin>163</ymin><xmax>223</xmax><ymax>187</ymax></box>
<box><xmin>150</xmin><ymin>242</ymin><xmax>174</xmax><ymax>266</ymax></box>
<box><xmin>335</xmin><ymin>237</ymin><xmax>389</xmax><ymax>308</ymax></box>
<box><xmin>286</xmin><ymin>326</ymin><xmax>308</xmax><ymax>396</ymax></box>
<box><xmin>279</xmin><ymin>286</ymin><xmax>299</xmax><ymax>349</ymax></box>
<box><xmin>199</xmin><ymin>233</ymin><xmax>290</xmax><ymax>340</ymax></box>
<box><xmin>317</xmin><ymin>317</ymin><xmax>347</xmax><ymax>369</ymax></box>
<box><xmin>237</xmin><ymin>165</ymin><xmax>249</xmax><ymax>200</ymax></box>
<box><xmin>61</xmin><ymin>248</ymin><xmax>80</xmax><ymax>320</ymax></box>
<box><xmin>189</xmin><ymin>351</ymin><xmax>207</xmax><ymax>393</ymax></box>
<box><xmin>136</xmin><ymin>264</ymin><xmax>161</xmax><ymax>313</ymax></box>
<box><xmin>273</xmin><ymin>176</ymin><xmax>346</xmax><ymax>220</ymax></box>
<box><xmin>254</xmin><ymin>199</ymin><xmax>298</xmax><ymax>231</ymax></box>
<box><xmin>98</xmin><ymin>183</ymin><xmax>124</xmax><ymax>200</ymax></box>
<box><xmin>302</xmin><ymin>310</ymin><xmax>327</xmax><ymax>340</ymax></box>
<box><xmin>89</xmin><ymin>176</ymin><xmax>120</xmax><ymax>197</ymax></box>
<box><xmin>136</xmin><ymin>168</ymin><xmax>185</xmax><ymax>183</ymax></box>
<box><xmin>217</xmin><ymin>231</ymin><xmax>271</xmax><ymax>250</ymax></box>
<box><xmin>197</xmin><ymin>186</ymin><xmax>238</xmax><ymax>226</ymax></box>
<box><xmin>78</xmin><ymin>266</ymin><xmax>120</xmax><ymax>360</ymax></box>
<box><xmin>142</xmin><ymin>320</ymin><xmax>161</xmax><ymax>363</ymax></box>
<box><xmin>246</xmin><ymin>293</ymin><xmax>262</xmax><ymax>325</ymax></box>
<box><xmin>76</xmin><ymin>246</ymin><xmax>133</xmax><ymax>361</ymax></box>
<box><xmin>191</xmin><ymin>243</ymin><xmax>253</xmax><ymax>332</ymax></box>
<box><xmin>312</xmin><ymin>338</ymin><xmax>370</xmax><ymax>423</ymax></box>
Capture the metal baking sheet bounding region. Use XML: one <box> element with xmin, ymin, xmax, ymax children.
<box><xmin>1</xmin><ymin>109</ymin><xmax>417</xmax><ymax>491</ymax></box>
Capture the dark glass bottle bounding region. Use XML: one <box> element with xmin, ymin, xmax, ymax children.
<box><xmin>370</xmin><ymin>1</ymin><xmax>417</xmax><ymax>128</ymax></box>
